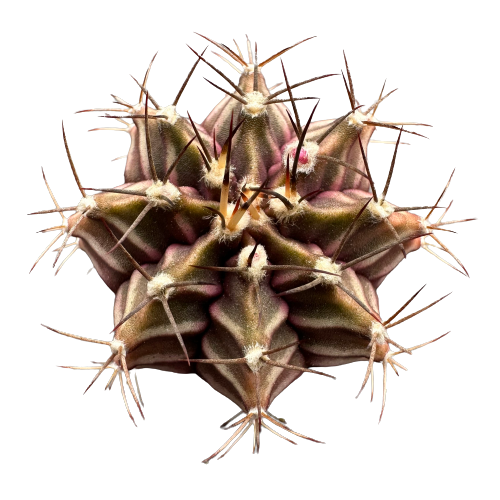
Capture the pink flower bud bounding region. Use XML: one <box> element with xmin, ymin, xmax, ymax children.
<box><xmin>291</xmin><ymin>147</ymin><xmax>309</xmax><ymax>164</ymax></box>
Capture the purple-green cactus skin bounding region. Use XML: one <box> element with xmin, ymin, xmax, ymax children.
<box><xmin>30</xmin><ymin>35</ymin><xmax>473</xmax><ymax>463</ymax></box>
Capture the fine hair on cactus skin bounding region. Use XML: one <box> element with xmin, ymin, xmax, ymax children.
<box><xmin>33</xmin><ymin>35</ymin><xmax>474</xmax><ymax>459</ymax></box>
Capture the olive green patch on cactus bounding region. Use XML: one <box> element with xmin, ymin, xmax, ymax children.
<box><xmin>30</xmin><ymin>34</ymin><xmax>475</xmax><ymax>463</ymax></box>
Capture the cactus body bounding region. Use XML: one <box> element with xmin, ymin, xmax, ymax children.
<box><xmin>31</xmin><ymin>35</ymin><xmax>472</xmax><ymax>463</ymax></box>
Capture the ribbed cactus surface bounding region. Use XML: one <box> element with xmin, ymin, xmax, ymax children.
<box><xmin>30</xmin><ymin>35</ymin><xmax>472</xmax><ymax>463</ymax></box>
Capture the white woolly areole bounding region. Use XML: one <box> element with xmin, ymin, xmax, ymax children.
<box><xmin>110</xmin><ymin>339</ymin><xmax>126</xmax><ymax>354</ymax></box>
<box><xmin>313</xmin><ymin>257</ymin><xmax>342</xmax><ymax>285</ymax></box>
<box><xmin>368</xmin><ymin>199</ymin><xmax>395</xmax><ymax>220</ymax></box>
<box><xmin>242</xmin><ymin>91</ymin><xmax>267</xmax><ymax>117</ymax></box>
<box><xmin>347</xmin><ymin>110</ymin><xmax>368</xmax><ymax>129</ymax></box>
<box><xmin>370</xmin><ymin>322</ymin><xmax>387</xmax><ymax>345</ymax></box>
<box><xmin>237</xmin><ymin>244</ymin><xmax>268</xmax><ymax>281</ymax></box>
<box><xmin>238</xmin><ymin>176</ymin><xmax>260</xmax><ymax>196</ymax></box>
<box><xmin>212</xmin><ymin>203</ymin><xmax>251</xmax><ymax>241</ymax></box>
<box><xmin>203</xmin><ymin>159</ymin><xmax>230</xmax><ymax>188</ymax></box>
<box><xmin>420</xmin><ymin>218</ymin><xmax>432</xmax><ymax>232</ymax></box>
<box><xmin>147</xmin><ymin>272</ymin><xmax>174</xmax><ymax>297</ymax></box>
<box><xmin>106</xmin><ymin>361</ymin><xmax>120</xmax><ymax>372</ymax></box>
<box><xmin>268</xmin><ymin>186</ymin><xmax>305</xmax><ymax>223</ymax></box>
<box><xmin>77</xmin><ymin>195</ymin><xmax>99</xmax><ymax>216</ymax></box>
<box><xmin>131</xmin><ymin>103</ymin><xmax>143</xmax><ymax>114</ymax></box>
<box><xmin>145</xmin><ymin>181</ymin><xmax>180</xmax><ymax>207</ymax></box>
<box><xmin>156</xmin><ymin>105</ymin><xmax>179</xmax><ymax>125</ymax></box>
<box><xmin>282</xmin><ymin>140</ymin><xmax>320</xmax><ymax>174</ymax></box>
<box><xmin>244</xmin><ymin>342</ymin><xmax>266</xmax><ymax>373</ymax></box>
<box><xmin>419</xmin><ymin>216</ymin><xmax>434</xmax><ymax>248</ymax></box>
<box><xmin>242</xmin><ymin>407</ymin><xmax>261</xmax><ymax>423</ymax></box>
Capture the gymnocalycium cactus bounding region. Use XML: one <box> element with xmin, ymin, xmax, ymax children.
<box><xmin>30</xmin><ymin>35</ymin><xmax>473</xmax><ymax>463</ymax></box>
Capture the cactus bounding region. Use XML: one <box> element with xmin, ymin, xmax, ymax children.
<box><xmin>30</xmin><ymin>35</ymin><xmax>473</xmax><ymax>463</ymax></box>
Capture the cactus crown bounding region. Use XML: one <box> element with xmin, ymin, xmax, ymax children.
<box><xmin>30</xmin><ymin>34</ymin><xmax>474</xmax><ymax>463</ymax></box>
